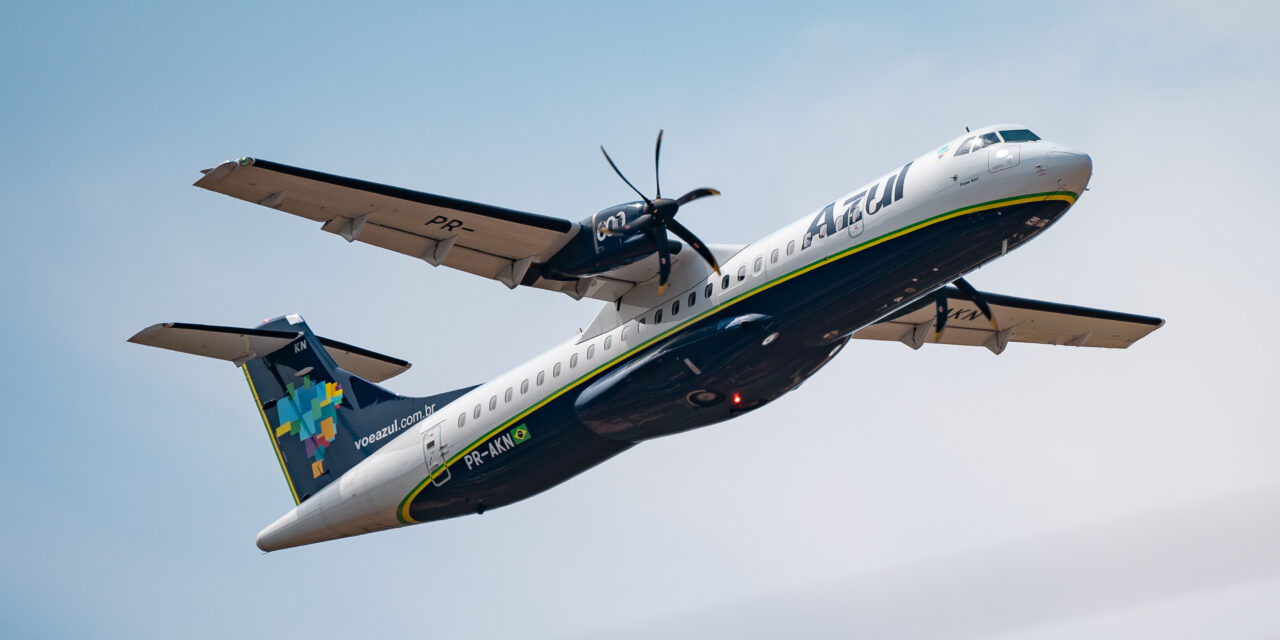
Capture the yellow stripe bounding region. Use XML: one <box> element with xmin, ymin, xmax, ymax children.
<box><xmin>244</xmin><ymin>364</ymin><xmax>300</xmax><ymax>505</ymax></box>
<box><xmin>396</xmin><ymin>190</ymin><xmax>1076</xmax><ymax>522</ymax></box>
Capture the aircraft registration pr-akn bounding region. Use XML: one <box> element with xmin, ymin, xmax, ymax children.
<box><xmin>131</xmin><ymin>125</ymin><xmax>1163</xmax><ymax>550</ymax></box>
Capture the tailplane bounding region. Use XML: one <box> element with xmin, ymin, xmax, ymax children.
<box><xmin>130</xmin><ymin>314</ymin><xmax>473</xmax><ymax>503</ymax></box>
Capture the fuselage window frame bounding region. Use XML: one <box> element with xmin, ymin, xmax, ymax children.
<box><xmin>520</xmin><ymin>379</ymin><xmax>530</xmax><ymax>394</ymax></box>
<box><xmin>536</xmin><ymin>370</ymin><xmax>545</xmax><ymax>386</ymax></box>
<box><xmin>488</xmin><ymin>396</ymin><xmax>497</xmax><ymax>411</ymax></box>
<box><xmin>737</xmin><ymin>266</ymin><xmax>747</xmax><ymax>282</ymax></box>
<box><xmin>505</xmin><ymin>387</ymin><xmax>513</xmax><ymax>402</ymax></box>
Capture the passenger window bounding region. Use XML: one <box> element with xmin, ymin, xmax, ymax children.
<box><xmin>505</xmin><ymin>387</ymin><xmax>513</xmax><ymax>402</ymax></box>
<box><xmin>999</xmin><ymin>129</ymin><xmax>1040</xmax><ymax>142</ymax></box>
<box><xmin>721</xmin><ymin>275</ymin><xmax>731</xmax><ymax>289</ymax></box>
<box><xmin>786</xmin><ymin>239</ymin><xmax>795</xmax><ymax>255</ymax></box>
<box><xmin>604</xmin><ymin>335</ymin><xmax>613</xmax><ymax>350</ymax></box>
<box><xmin>671</xmin><ymin>300</ymin><xmax>680</xmax><ymax>316</ymax></box>
<box><xmin>488</xmin><ymin>396</ymin><xmax>497</xmax><ymax>411</ymax></box>
<box><xmin>954</xmin><ymin>136</ymin><xmax>976</xmax><ymax>156</ymax></box>
<box><xmin>622</xmin><ymin>326</ymin><xmax>631</xmax><ymax>342</ymax></box>
<box><xmin>655</xmin><ymin>309</ymin><xmax>663</xmax><ymax>323</ymax></box>
<box><xmin>586</xmin><ymin>344</ymin><xmax>595</xmax><ymax>359</ymax></box>
<box><xmin>520</xmin><ymin>379</ymin><xmax>529</xmax><ymax>394</ymax></box>
<box><xmin>737</xmin><ymin>266</ymin><xmax>747</xmax><ymax>281</ymax></box>
<box><xmin>771</xmin><ymin>248</ymin><xmax>779</xmax><ymax>264</ymax></box>
<box><xmin>570</xmin><ymin>353</ymin><xmax>579</xmax><ymax>368</ymax></box>
<box><xmin>704</xmin><ymin>283</ymin><xmax>713</xmax><ymax>298</ymax></box>
<box><xmin>536</xmin><ymin>370</ymin><xmax>545</xmax><ymax>386</ymax></box>
<box><xmin>688</xmin><ymin>292</ymin><xmax>696</xmax><ymax>307</ymax></box>
<box><xmin>637</xmin><ymin>317</ymin><xmax>646</xmax><ymax>333</ymax></box>
<box><xmin>753</xmin><ymin>257</ymin><xmax>763</xmax><ymax>273</ymax></box>
<box><xmin>473</xmin><ymin>405</ymin><xmax>481</xmax><ymax>419</ymax></box>
<box><xmin>457</xmin><ymin>413</ymin><xmax>465</xmax><ymax>427</ymax></box>
<box><xmin>802</xmin><ymin>232</ymin><xmax>813</xmax><ymax>250</ymax></box>
<box><xmin>553</xmin><ymin>362</ymin><xmax>562</xmax><ymax>377</ymax></box>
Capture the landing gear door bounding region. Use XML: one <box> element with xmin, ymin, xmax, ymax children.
<box><xmin>422</xmin><ymin>422</ymin><xmax>451</xmax><ymax>486</ymax></box>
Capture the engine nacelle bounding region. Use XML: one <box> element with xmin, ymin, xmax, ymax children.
<box><xmin>541</xmin><ymin>203</ymin><xmax>681</xmax><ymax>280</ymax></box>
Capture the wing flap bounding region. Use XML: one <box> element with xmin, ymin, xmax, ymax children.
<box><xmin>855</xmin><ymin>287</ymin><xmax>1164</xmax><ymax>351</ymax></box>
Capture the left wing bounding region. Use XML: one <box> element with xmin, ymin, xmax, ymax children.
<box><xmin>853</xmin><ymin>287</ymin><xmax>1164</xmax><ymax>354</ymax></box>
<box><xmin>195</xmin><ymin>158</ymin><xmax>634</xmax><ymax>301</ymax></box>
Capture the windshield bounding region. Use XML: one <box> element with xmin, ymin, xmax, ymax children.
<box><xmin>999</xmin><ymin>129</ymin><xmax>1040</xmax><ymax>142</ymax></box>
<box><xmin>954</xmin><ymin>132</ymin><xmax>1001</xmax><ymax>156</ymax></box>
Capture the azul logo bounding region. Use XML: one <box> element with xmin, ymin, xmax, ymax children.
<box><xmin>274</xmin><ymin>375</ymin><xmax>344</xmax><ymax>478</ymax></box>
<box><xmin>803</xmin><ymin>162</ymin><xmax>913</xmax><ymax>249</ymax></box>
<box><xmin>462</xmin><ymin>424</ymin><xmax>531</xmax><ymax>470</ymax></box>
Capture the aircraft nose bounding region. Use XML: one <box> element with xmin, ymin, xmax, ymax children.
<box><xmin>1048</xmin><ymin>145</ymin><xmax>1092</xmax><ymax>196</ymax></box>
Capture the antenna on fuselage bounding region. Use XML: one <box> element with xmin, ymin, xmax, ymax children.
<box><xmin>964</xmin><ymin>126</ymin><xmax>970</xmax><ymax>132</ymax></box>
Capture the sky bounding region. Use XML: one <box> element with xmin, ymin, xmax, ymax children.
<box><xmin>2</xmin><ymin>1</ymin><xmax>1278</xmax><ymax>637</ymax></box>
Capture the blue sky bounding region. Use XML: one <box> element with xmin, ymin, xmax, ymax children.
<box><xmin>3</xmin><ymin>2</ymin><xmax>1278</xmax><ymax>637</ymax></box>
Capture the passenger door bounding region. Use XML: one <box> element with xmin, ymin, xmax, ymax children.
<box><xmin>422</xmin><ymin>421</ymin><xmax>451</xmax><ymax>486</ymax></box>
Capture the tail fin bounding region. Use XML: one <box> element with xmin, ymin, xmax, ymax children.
<box><xmin>130</xmin><ymin>314</ymin><xmax>474</xmax><ymax>503</ymax></box>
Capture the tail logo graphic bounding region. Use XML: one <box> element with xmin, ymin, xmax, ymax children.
<box><xmin>275</xmin><ymin>376</ymin><xmax>345</xmax><ymax>478</ymax></box>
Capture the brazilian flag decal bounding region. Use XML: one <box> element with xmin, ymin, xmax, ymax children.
<box><xmin>511</xmin><ymin>424</ymin><xmax>530</xmax><ymax>444</ymax></box>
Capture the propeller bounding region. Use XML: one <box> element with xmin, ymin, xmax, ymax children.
<box><xmin>934</xmin><ymin>276</ymin><xmax>999</xmax><ymax>340</ymax></box>
<box><xmin>600</xmin><ymin>129</ymin><xmax>721</xmax><ymax>294</ymax></box>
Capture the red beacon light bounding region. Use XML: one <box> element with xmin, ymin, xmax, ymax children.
<box><xmin>732</xmin><ymin>392</ymin><xmax>742</xmax><ymax>406</ymax></box>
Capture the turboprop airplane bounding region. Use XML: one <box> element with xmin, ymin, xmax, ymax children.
<box><xmin>130</xmin><ymin>125</ymin><xmax>1163</xmax><ymax>551</ymax></box>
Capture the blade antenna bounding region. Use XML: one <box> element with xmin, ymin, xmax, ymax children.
<box><xmin>601</xmin><ymin>146</ymin><xmax>650</xmax><ymax>205</ymax></box>
<box><xmin>654</xmin><ymin>129</ymin><xmax>664</xmax><ymax>198</ymax></box>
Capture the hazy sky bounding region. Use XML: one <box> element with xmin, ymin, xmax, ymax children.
<box><xmin>3</xmin><ymin>2</ymin><xmax>1278</xmax><ymax>638</ymax></box>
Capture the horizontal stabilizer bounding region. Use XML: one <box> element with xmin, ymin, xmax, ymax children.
<box><xmin>129</xmin><ymin>321</ymin><xmax>411</xmax><ymax>382</ymax></box>
<box><xmin>853</xmin><ymin>287</ymin><xmax>1163</xmax><ymax>352</ymax></box>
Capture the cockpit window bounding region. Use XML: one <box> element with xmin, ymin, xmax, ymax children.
<box><xmin>957</xmin><ymin>133</ymin><xmax>1001</xmax><ymax>156</ymax></box>
<box><xmin>999</xmin><ymin>129</ymin><xmax>1040</xmax><ymax>142</ymax></box>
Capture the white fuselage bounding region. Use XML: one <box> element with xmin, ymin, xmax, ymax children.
<box><xmin>256</xmin><ymin>125</ymin><xmax>1093</xmax><ymax>550</ymax></box>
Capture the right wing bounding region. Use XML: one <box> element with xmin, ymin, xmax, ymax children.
<box><xmin>195</xmin><ymin>158</ymin><xmax>635</xmax><ymax>301</ymax></box>
<box><xmin>853</xmin><ymin>286</ymin><xmax>1164</xmax><ymax>354</ymax></box>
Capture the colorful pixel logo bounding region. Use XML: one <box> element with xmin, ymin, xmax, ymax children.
<box><xmin>274</xmin><ymin>376</ymin><xmax>344</xmax><ymax>478</ymax></box>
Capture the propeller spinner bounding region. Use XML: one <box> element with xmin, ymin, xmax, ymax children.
<box><xmin>600</xmin><ymin>130</ymin><xmax>721</xmax><ymax>294</ymax></box>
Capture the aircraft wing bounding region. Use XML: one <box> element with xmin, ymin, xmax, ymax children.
<box><xmin>853</xmin><ymin>287</ymin><xmax>1164</xmax><ymax>354</ymax></box>
<box><xmin>194</xmin><ymin>158</ymin><xmax>634</xmax><ymax>301</ymax></box>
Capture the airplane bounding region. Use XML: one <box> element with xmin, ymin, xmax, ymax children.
<box><xmin>130</xmin><ymin>125</ymin><xmax>1163</xmax><ymax>551</ymax></box>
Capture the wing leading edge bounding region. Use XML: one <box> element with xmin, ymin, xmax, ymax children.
<box><xmin>194</xmin><ymin>158</ymin><xmax>637</xmax><ymax>301</ymax></box>
<box><xmin>853</xmin><ymin>287</ymin><xmax>1164</xmax><ymax>354</ymax></box>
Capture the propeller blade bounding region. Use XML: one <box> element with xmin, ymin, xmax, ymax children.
<box><xmin>600</xmin><ymin>145</ymin><xmax>651</xmax><ymax>205</ymax></box>
<box><xmin>676</xmin><ymin>187</ymin><xmax>721</xmax><ymax>206</ymax></box>
<box><xmin>623</xmin><ymin>213</ymin><xmax>653</xmax><ymax>232</ymax></box>
<box><xmin>654</xmin><ymin>129</ymin><xmax>664</xmax><ymax>199</ymax></box>
<box><xmin>667</xmin><ymin>218</ymin><xmax>720</xmax><ymax>274</ymax></box>
<box><xmin>935</xmin><ymin>288</ymin><xmax>949</xmax><ymax>340</ymax></box>
<box><xmin>650</xmin><ymin>225</ymin><xmax>672</xmax><ymax>295</ymax></box>
<box><xmin>953</xmin><ymin>277</ymin><xmax>998</xmax><ymax>329</ymax></box>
